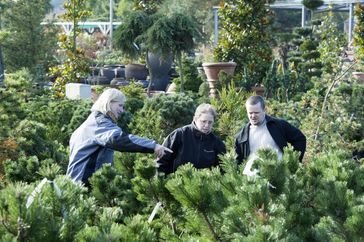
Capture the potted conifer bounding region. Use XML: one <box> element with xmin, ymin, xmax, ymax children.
<box><xmin>113</xmin><ymin>11</ymin><xmax>201</xmax><ymax>92</ymax></box>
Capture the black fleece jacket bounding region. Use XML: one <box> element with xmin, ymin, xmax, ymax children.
<box><xmin>235</xmin><ymin>115</ymin><xmax>306</xmax><ymax>163</ymax></box>
<box><xmin>157</xmin><ymin>123</ymin><xmax>226</xmax><ymax>174</ymax></box>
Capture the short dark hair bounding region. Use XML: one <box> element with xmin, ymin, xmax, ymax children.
<box><xmin>246</xmin><ymin>95</ymin><xmax>265</xmax><ymax>109</ymax></box>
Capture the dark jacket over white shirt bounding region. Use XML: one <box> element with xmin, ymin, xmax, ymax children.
<box><xmin>235</xmin><ymin>115</ymin><xmax>306</xmax><ymax>163</ymax></box>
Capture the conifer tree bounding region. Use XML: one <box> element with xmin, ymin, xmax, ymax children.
<box><xmin>1</xmin><ymin>0</ymin><xmax>57</xmax><ymax>74</ymax></box>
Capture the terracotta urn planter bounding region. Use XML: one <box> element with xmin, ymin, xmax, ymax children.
<box><xmin>252</xmin><ymin>84</ymin><xmax>265</xmax><ymax>96</ymax></box>
<box><xmin>202</xmin><ymin>62</ymin><xmax>237</xmax><ymax>98</ymax></box>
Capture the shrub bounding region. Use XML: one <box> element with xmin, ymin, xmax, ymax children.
<box><xmin>131</xmin><ymin>93</ymin><xmax>196</xmax><ymax>142</ymax></box>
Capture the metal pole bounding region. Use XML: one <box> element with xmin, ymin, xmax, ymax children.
<box><xmin>213</xmin><ymin>6</ymin><xmax>219</xmax><ymax>46</ymax></box>
<box><xmin>349</xmin><ymin>3</ymin><xmax>354</xmax><ymax>45</ymax></box>
<box><xmin>302</xmin><ymin>5</ymin><xmax>306</xmax><ymax>27</ymax></box>
<box><xmin>109</xmin><ymin>0</ymin><xmax>113</xmax><ymax>50</ymax></box>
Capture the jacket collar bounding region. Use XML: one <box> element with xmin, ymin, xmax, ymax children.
<box><xmin>191</xmin><ymin>121</ymin><xmax>210</xmax><ymax>137</ymax></box>
<box><xmin>239</xmin><ymin>115</ymin><xmax>273</xmax><ymax>142</ymax></box>
<box><xmin>94</xmin><ymin>111</ymin><xmax>117</xmax><ymax>123</ymax></box>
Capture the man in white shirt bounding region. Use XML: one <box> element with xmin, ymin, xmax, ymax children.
<box><xmin>235</xmin><ymin>96</ymin><xmax>306</xmax><ymax>171</ymax></box>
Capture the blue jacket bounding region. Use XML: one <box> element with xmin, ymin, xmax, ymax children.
<box><xmin>67</xmin><ymin>111</ymin><xmax>156</xmax><ymax>183</ymax></box>
<box><xmin>235</xmin><ymin>115</ymin><xmax>306</xmax><ymax>163</ymax></box>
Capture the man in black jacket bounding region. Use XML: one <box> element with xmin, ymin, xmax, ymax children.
<box><xmin>157</xmin><ymin>103</ymin><xmax>226</xmax><ymax>174</ymax></box>
<box><xmin>235</xmin><ymin>96</ymin><xmax>306</xmax><ymax>165</ymax></box>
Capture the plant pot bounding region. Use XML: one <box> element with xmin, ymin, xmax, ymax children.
<box><xmin>147</xmin><ymin>52</ymin><xmax>173</xmax><ymax>91</ymax></box>
<box><xmin>202</xmin><ymin>62</ymin><xmax>237</xmax><ymax>98</ymax></box>
<box><xmin>100</xmin><ymin>67</ymin><xmax>116</xmax><ymax>82</ymax></box>
<box><xmin>104</xmin><ymin>65</ymin><xmax>126</xmax><ymax>78</ymax></box>
<box><xmin>125</xmin><ymin>63</ymin><xmax>148</xmax><ymax>81</ymax></box>
<box><xmin>352</xmin><ymin>71</ymin><xmax>364</xmax><ymax>84</ymax></box>
<box><xmin>89</xmin><ymin>76</ymin><xmax>110</xmax><ymax>85</ymax></box>
<box><xmin>252</xmin><ymin>84</ymin><xmax>265</xmax><ymax>96</ymax></box>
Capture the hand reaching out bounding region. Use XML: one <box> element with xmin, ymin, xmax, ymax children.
<box><xmin>154</xmin><ymin>144</ymin><xmax>173</xmax><ymax>158</ymax></box>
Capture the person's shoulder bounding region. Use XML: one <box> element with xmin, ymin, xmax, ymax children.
<box><xmin>235</xmin><ymin>122</ymin><xmax>249</xmax><ymax>138</ymax></box>
<box><xmin>266</xmin><ymin>115</ymin><xmax>294</xmax><ymax>129</ymax></box>
<box><xmin>94</xmin><ymin>111</ymin><xmax>116</xmax><ymax>128</ymax></box>
<box><xmin>266</xmin><ymin>115</ymin><xmax>288</xmax><ymax>124</ymax></box>
<box><xmin>266</xmin><ymin>115</ymin><xmax>281</xmax><ymax>122</ymax></box>
<box><xmin>178</xmin><ymin>124</ymin><xmax>193</xmax><ymax>133</ymax></box>
<box><xmin>167</xmin><ymin>125</ymin><xmax>189</xmax><ymax>137</ymax></box>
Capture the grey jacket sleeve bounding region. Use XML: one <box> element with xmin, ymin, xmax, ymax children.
<box><xmin>95</xmin><ymin>120</ymin><xmax>156</xmax><ymax>153</ymax></box>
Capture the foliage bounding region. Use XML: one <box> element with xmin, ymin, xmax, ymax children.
<box><xmin>317</xmin><ymin>9</ymin><xmax>346</xmax><ymax>75</ymax></box>
<box><xmin>215</xmin><ymin>0</ymin><xmax>274</xmax><ymax>83</ymax></box>
<box><xmin>354</xmin><ymin>2</ymin><xmax>364</xmax><ymax>71</ymax></box>
<box><xmin>25</xmin><ymin>95</ymin><xmax>92</xmax><ymax>147</ymax></box>
<box><xmin>131</xmin><ymin>93</ymin><xmax>196</xmax><ymax>142</ymax></box>
<box><xmin>0</xmin><ymin>177</ymin><xmax>96</xmax><ymax>241</ymax></box>
<box><xmin>49</xmin><ymin>0</ymin><xmax>91</xmax><ymax>98</ymax></box>
<box><xmin>113</xmin><ymin>11</ymin><xmax>154</xmax><ymax>61</ymax></box>
<box><xmin>1</xmin><ymin>0</ymin><xmax>57</xmax><ymax>76</ymax></box>
<box><xmin>120</xmin><ymin>82</ymin><xmax>146</xmax><ymax>114</ymax></box>
<box><xmin>116</xmin><ymin>0</ymin><xmax>134</xmax><ymax>17</ymax></box>
<box><xmin>95</xmin><ymin>49</ymin><xmax>127</xmax><ymax>65</ymax></box>
<box><xmin>0</xmin><ymin>88</ymin><xmax>26</xmax><ymax>137</ymax></box>
<box><xmin>0</xmin><ymin>138</ymin><xmax>18</xmax><ymax>180</ymax></box>
<box><xmin>302</xmin><ymin>0</ymin><xmax>324</xmax><ymax>11</ymax></box>
<box><xmin>288</xmin><ymin>24</ymin><xmax>323</xmax><ymax>82</ymax></box>
<box><xmin>172</xmin><ymin>56</ymin><xmax>203</xmax><ymax>93</ymax></box>
<box><xmin>272</xmin><ymin>9</ymin><xmax>301</xmax><ymax>34</ymax></box>
<box><xmin>211</xmin><ymin>82</ymin><xmax>248</xmax><ymax>145</ymax></box>
<box><xmin>77</xmin><ymin>213</ymin><xmax>157</xmax><ymax>241</ymax></box>
<box><xmin>84</xmin><ymin>0</ymin><xmax>120</xmax><ymax>21</ymax></box>
<box><xmin>133</xmin><ymin>0</ymin><xmax>163</xmax><ymax>14</ymax></box>
<box><xmin>4</xmin><ymin>156</ymin><xmax>62</xmax><ymax>184</ymax></box>
<box><xmin>114</xmin><ymin>9</ymin><xmax>202</xmax><ymax>91</ymax></box>
<box><xmin>158</xmin><ymin>0</ymin><xmax>220</xmax><ymax>45</ymax></box>
<box><xmin>0</xmin><ymin>8</ymin><xmax>363</xmax><ymax>239</ymax></box>
<box><xmin>89</xmin><ymin>164</ymin><xmax>140</xmax><ymax>216</ymax></box>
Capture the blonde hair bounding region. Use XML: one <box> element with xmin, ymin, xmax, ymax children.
<box><xmin>91</xmin><ymin>88</ymin><xmax>126</xmax><ymax>115</ymax></box>
<box><xmin>193</xmin><ymin>103</ymin><xmax>217</xmax><ymax>121</ymax></box>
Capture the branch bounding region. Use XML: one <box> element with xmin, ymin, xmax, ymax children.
<box><xmin>201</xmin><ymin>211</ymin><xmax>221</xmax><ymax>241</ymax></box>
<box><xmin>314</xmin><ymin>61</ymin><xmax>357</xmax><ymax>141</ymax></box>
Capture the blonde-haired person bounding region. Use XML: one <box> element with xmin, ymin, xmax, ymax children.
<box><xmin>67</xmin><ymin>88</ymin><xmax>172</xmax><ymax>186</ymax></box>
<box><xmin>157</xmin><ymin>103</ymin><xmax>226</xmax><ymax>174</ymax></box>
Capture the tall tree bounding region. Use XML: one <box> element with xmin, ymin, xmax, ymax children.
<box><xmin>158</xmin><ymin>0</ymin><xmax>220</xmax><ymax>45</ymax></box>
<box><xmin>215</xmin><ymin>0</ymin><xmax>275</xmax><ymax>83</ymax></box>
<box><xmin>1</xmin><ymin>0</ymin><xmax>57</xmax><ymax>75</ymax></box>
<box><xmin>49</xmin><ymin>0</ymin><xmax>91</xmax><ymax>98</ymax></box>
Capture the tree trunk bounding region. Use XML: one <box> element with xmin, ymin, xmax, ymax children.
<box><xmin>146</xmin><ymin>51</ymin><xmax>153</xmax><ymax>96</ymax></box>
<box><xmin>176</xmin><ymin>52</ymin><xmax>184</xmax><ymax>92</ymax></box>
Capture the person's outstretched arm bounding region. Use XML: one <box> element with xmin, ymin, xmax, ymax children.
<box><xmin>156</xmin><ymin>129</ymin><xmax>181</xmax><ymax>174</ymax></box>
<box><xmin>95</xmin><ymin>119</ymin><xmax>171</xmax><ymax>155</ymax></box>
